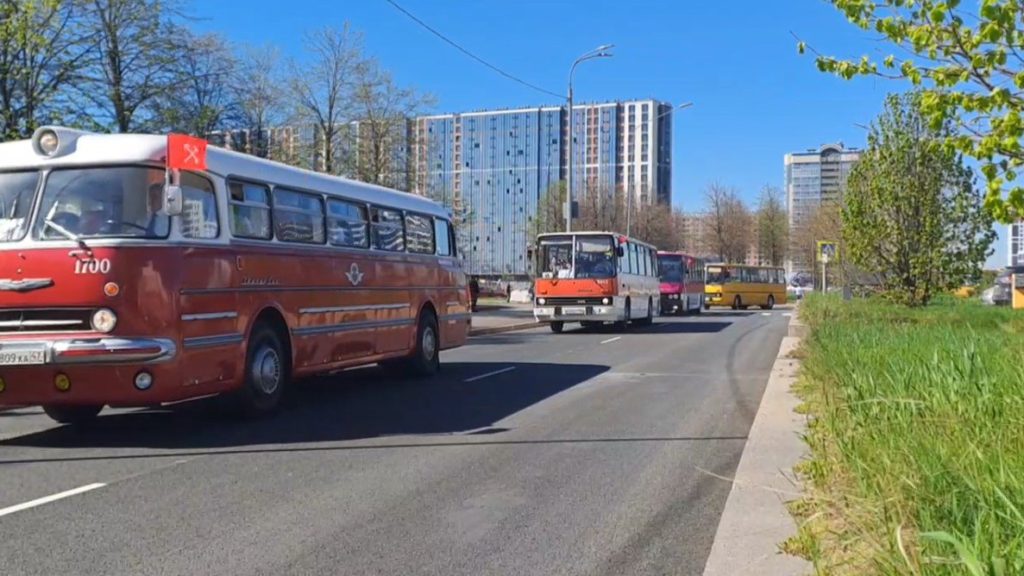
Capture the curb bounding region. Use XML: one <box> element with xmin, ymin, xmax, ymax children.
<box><xmin>702</xmin><ymin>304</ymin><xmax>810</xmax><ymax>576</ymax></box>
<box><xmin>469</xmin><ymin>321</ymin><xmax>539</xmax><ymax>337</ymax></box>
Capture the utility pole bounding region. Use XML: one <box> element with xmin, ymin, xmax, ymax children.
<box><xmin>566</xmin><ymin>45</ymin><xmax>614</xmax><ymax>233</ymax></box>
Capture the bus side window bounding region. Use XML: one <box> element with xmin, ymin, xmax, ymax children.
<box><xmin>180</xmin><ymin>172</ymin><xmax>218</xmax><ymax>239</ymax></box>
<box><xmin>273</xmin><ymin>188</ymin><xmax>325</xmax><ymax>244</ymax></box>
<box><xmin>434</xmin><ymin>218</ymin><xmax>452</xmax><ymax>256</ymax></box>
<box><xmin>327</xmin><ymin>199</ymin><xmax>369</xmax><ymax>248</ymax></box>
<box><xmin>371</xmin><ymin>207</ymin><xmax>405</xmax><ymax>252</ymax></box>
<box><xmin>405</xmin><ymin>213</ymin><xmax>435</xmax><ymax>254</ymax></box>
<box><xmin>228</xmin><ymin>180</ymin><xmax>271</xmax><ymax>240</ymax></box>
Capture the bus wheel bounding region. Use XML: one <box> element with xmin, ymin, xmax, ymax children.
<box><xmin>550</xmin><ymin>321</ymin><xmax>565</xmax><ymax>334</ymax></box>
<box><xmin>732</xmin><ymin>296</ymin><xmax>742</xmax><ymax>310</ymax></box>
<box><xmin>43</xmin><ymin>404</ymin><xmax>102</xmax><ymax>425</ymax></box>
<box><xmin>763</xmin><ymin>295</ymin><xmax>775</xmax><ymax>310</ymax></box>
<box><xmin>237</xmin><ymin>323</ymin><xmax>288</xmax><ymax>416</ymax></box>
<box><xmin>408</xmin><ymin>309</ymin><xmax>441</xmax><ymax>377</ymax></box>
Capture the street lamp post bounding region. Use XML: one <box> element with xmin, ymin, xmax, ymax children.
<box><xmin>566</xmin><ymin>44</ymin><xmax>614</xmax><ymax>233</ymax></box>
<box><xmin>625</xmin><ymin>101</ymin><xmax>693</xmax><ymax>237</ymax></box>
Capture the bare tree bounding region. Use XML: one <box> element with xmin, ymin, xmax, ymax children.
<box><xmin>0</xmin><ymin>0</ymin><xmax>91</xmax><ymax>140</ymax></box>
<box><xmin>287</xmin><ymin>24</ymin><xmax>363</xmax><ymax>175</ymax></box>
<box><xmin>78</xmin><ymin>0</ymin><xmax>179</xmax><ymax>132</ymax></box>
<box><xmin>235</xmin><ymin>44</ymin><xmax>283</xmax><ymax>158</ymax></box>
<box><xmin>703</xmin><ymin>183</ymin><xmax>753</xmax><ymax>263</ymax></box>
<box><xmin>155</xmin><ymin>31</ymin><xmax>239</xmax><ymax>138</ymax></box>
<box><xmin>756</xmin><ymin>184</ymin><xmax>788</xmax><ymax>266</ymax></box>
<box><xmin>350</xmin><ymin>59</ymin><xmax>433</xmax><ymax>190</ymax></box>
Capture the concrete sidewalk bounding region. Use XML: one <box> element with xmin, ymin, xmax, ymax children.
<box><xmin>702</xmin><ymin>306</ymin><xmax>811</xmax><ymax>575</ymax></box>
<box><xmin>469</xmin><ymin>301</ymin><xmax>538</xmax><ymax>336</ymax></box>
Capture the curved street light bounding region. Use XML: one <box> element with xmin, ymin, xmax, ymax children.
<box><xmin>566</xmin><ymin>44</ymin><xmax>614</xmax><ymax>233</ymax></box>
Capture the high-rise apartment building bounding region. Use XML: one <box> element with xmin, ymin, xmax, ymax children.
<box><xmin>1009</xmin><ymin>222</ymin><xmax>1024</xmax><ymax>266</ymax></box>
<box><xmin>411</xmin><ymin>99</ymin><xmax>672</xmax><ymax>276</ymax></box>
<box><xmin>784</xmin><ymin>143</ymin><xmax>862</xmax><ymax>274</ymax></box>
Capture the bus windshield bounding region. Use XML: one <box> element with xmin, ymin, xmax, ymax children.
<box><xmin>26</xmin><ymin>166</ymin><xmax>170</xmax><ymax>241</ymax></box>
<box><xmin>540</xmin><ymin>234</ymin><xmax>617</xmax><ymax>279</ymax></box>
<box><xmin>706</xmin><ymin>266</ymin><xmax>725</xmax><ymax>285</ymax></box>
<box><xmin>0</xmin><ymin>171</ymin><xmax>39</xmax><ymax>242</ymax></box>
<box><xmin>657</xmin><ymin>255</ymin><xmax>683</xmax><ymax>283</ymax></box>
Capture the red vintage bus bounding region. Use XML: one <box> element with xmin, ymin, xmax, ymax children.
<box><xmin>0</xmin><ymin>127</ymin><xmax>470</xmax><ymax>424</ymax></box>
<box><xmin>656</xmin><ymin>251</ymin><xmax>705</xmax><ymax>315</ymax></box>
<box><xmin>533</xmin><ymin>231</ymin><xmax>661</xmax><ymax>332</ymax></box>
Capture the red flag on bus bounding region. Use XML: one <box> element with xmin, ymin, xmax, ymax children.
<box><xmin>166</xmin><ymin>134</ymin><xmax>208</xmax><ymax>171</ymax></box>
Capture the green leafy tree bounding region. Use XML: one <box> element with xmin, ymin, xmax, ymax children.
<box><xmin>0</xmin><ymin>0</ymin><xmax>90</xmax><ymax>140</ymax></box>
<box><xmin>843</xmin><ymin>93</ymin><xmax>995</xmax><ymax>306</ymax></box>
<box><xmin>804</xmin><ymin>0</ymin><xmax>1024</xmax><ymax>223</ymax></box>
<box><xmin>756</xmin><ymin>184</ymin><xmax>788</xmax><ymax>266</ymax></box>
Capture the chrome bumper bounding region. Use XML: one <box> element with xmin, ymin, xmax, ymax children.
<box><xmin>533</xmin><ymin>306</ymin><xmax>621</xmax><ymax>322</ymax></box>
<box><xmin>0</xmin><ymin>337</ymin><xmax>177</xmax><ymax>366</ymax></box>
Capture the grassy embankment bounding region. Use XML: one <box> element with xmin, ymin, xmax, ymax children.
<box><xmin>787</xmin><ymin>294</ymin><xmax>1024</xmax><ymax>575</ymax></box>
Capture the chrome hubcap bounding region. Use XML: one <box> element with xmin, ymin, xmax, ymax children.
<box><xmin>252</xmin><ymin>345</ymin><xmax>281</xmax><ymax>395</ymax></box>
<box><xmin>422</xmin><ymin>326</ymin><xmax>437</xmax><ymax>361</ymax></box>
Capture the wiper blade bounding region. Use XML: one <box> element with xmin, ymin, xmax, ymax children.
<box><xmin>44</xmin><ymin>217</ymin><xmax>89</xmax><ymax>250</ymax></box>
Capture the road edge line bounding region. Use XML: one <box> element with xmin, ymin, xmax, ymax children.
<box><xmin>701</xmin><ymin>303</ymin><xmax>811</xmax><ymax>576</ymax></box>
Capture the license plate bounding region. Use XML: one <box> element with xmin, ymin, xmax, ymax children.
<box><xmin>0</xmin><ymin>349</ymin><xmax>46</xmax><ymax>366</ymax></box>
<box><xmin>535</xmin><ymin>308</ymin><xmax>553</xmax><ymax>316</ymax></box>
<box><xmin>562</xmin><ymin>307</ymin><xmax>586</xmax><ymax>315</ymax></box>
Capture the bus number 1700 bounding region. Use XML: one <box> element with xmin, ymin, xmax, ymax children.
<box><xmin>75</xmin><ymin>258</ymin><xmax>112</xmax><ymax>275</ymax></box>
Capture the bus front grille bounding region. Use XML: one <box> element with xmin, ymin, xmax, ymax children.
<box><xmin>0</xmin><ymin>309</ymin><xmax>94</xmax><ymax>333</ymax></box>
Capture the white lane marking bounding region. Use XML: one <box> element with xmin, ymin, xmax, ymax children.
<box><xmin>464</xmin><ymin>366</ymin><xmax>517</xmax><ymax>383</ymax></box>
<box><xmin>782</xmin><ymin>313</ymin><xmax>793</xmax><ymax>317</ymax></box>
<box><xmin>761</xmin><ymin>312</ymin><xmax>772</xmax><ymax>316</ymax></box>
<box><xmin>0</xmin><ymin>483</ymin><xmax>106</xmax><ymax>518</ymax></box>
<box><xmin>601</xmin><ymin>336</ymin><xmax>622</xmax><ymax>344</ymax></box>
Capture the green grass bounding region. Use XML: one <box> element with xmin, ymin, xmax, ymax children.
<box><xmin>788</xmin><ymin>294</ymin><xmax>1024</xmax><ymax>575</ymax></box>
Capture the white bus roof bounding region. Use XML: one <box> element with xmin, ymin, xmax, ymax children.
<box><xmin>0</xmin><ymin>129</ymin><xmax>449</xmax><ymax>219</ymax></box>
<box><xmin>537</xmin><ymin>231</ymin><xmax>657</xmax><ymax>249</ymax></box>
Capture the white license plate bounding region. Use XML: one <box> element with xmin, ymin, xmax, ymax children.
<box><xmin>534</xmin><ymin>308</ymin><xmax>553</xmax><ymax>316</ymax></box>
<box><xmin>562</xmin><ymin>307</ymin><xmax>587</xmax><ymax>315</ymax></box>
<box><xmin>0</xmin><ymin>349</ymin><xmax>46</xmax><ymax>366</ymax></box>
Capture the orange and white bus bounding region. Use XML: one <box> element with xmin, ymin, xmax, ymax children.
<box><xmin>533</xmin><ymin>231</ymin><xmax>660</xmax><ymax>333</ymax></box>
<box><xmin>0</xmin><ymin>126</ymin><xmax>470</xmax><ymax>424</ymax></box>
<box><xmin>656</xmin><ymin>251</ymin><xmax>705</xmax><ymax>315</ymax></box>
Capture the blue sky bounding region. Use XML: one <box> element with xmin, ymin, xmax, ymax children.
<box><xmin>193</xmin><ymin>0</ymin><xmax>1007</xmax><ymax>268</ymax></box>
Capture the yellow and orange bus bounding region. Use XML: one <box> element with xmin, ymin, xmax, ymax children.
<box><xmin>703</xmin><ymin>263</ymin><xmax>787</xmax><ymax>310</ymax></box>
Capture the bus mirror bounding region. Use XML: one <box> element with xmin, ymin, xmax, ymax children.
<box><xmin>616</xmin><ymin>246</ymin><xmax>625</xmax><ymax>258</ymax></box>
<box><xmin>162</xmin><ymin>184</ymin><xmax>184</xmax><ymax>216</ymax></box>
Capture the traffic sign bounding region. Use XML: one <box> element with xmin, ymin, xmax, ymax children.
<box><xmin>817</xmin><ymin>241</ymin><xmax>838</xmax><ymax>263</ymax></box>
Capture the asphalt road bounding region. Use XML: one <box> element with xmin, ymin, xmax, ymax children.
<box><xmin>0</xmin><ymin>309</ymin><xmax>790</xmax><ymax>576</ymax></box>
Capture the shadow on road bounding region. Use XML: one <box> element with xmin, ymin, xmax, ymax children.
<box><xmin>0</xmin><ymin>362</ymin><xmax>608</xmax><ymax>453</ymax></box>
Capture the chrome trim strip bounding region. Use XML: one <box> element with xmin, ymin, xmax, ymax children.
<box><xmin>0</xmin><ymin>337</ymin><xmax>181</xmax><ymax>365</ymax></box>
<box><xmin>181</xmin><ymin>311</ymin><xmax>238</xmax><ymax>322</ymax></box>
<box><xmin>292</xmin><ymin>318</ymin><xmax>414</xmax><ymax>337</ymax></box>
<box><xmin>445</xmin><ymin>301</ymin><xmax>460</xmax><ymax>307</ymax></box>
<box><xmin>298</xmin><ymin>304</ymin><xmax>408</xmax><ymax>315</ymax></box>
<box><xmin>183</xmin><ymin>333</ymin><xmax>244</xmax><ymax>349</ymax></box>
<box><xmin>0</xmin><ymin>319</ymin><xmax>83</xmax><ymax>328</ymax></box>
<box><xmin>182</xmin><ymin>285</ymin><xmax>455</xmax><ymax>295</ymax></box>
<box><xmin>442</xmin><ymin>312</ymin><xmax>472</xmax><ymax>322</ymax></box>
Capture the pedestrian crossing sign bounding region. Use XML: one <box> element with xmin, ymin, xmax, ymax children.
<box><xmin>817</xmin><ymin>241</ymin><xmax>838</xmax><ymax>263</ymax></box>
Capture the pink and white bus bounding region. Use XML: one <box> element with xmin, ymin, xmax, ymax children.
<box><xmin>656</xmin><ymin>251</ymin><xmax>705</xmax><ymax>315</ymax></box>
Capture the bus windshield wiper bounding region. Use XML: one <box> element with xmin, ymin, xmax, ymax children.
<box><xmin>43</xmin><ymin>217</ymin><xmax>90</xmax><ymax>251</ymax></box>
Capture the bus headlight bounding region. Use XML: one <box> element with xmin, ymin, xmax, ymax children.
<box><xmin>91</xmin><ymin>308</ymin><xmax>117</xmax><ymax>333</ymax></box>
<box><xmin>602</xmin><ymin>297</ymin><xmax>610</xmax><ymax>305</ymax></box>
<box><xmin>36</xmin><ymin>129</ymin><xmax>59</xmax><ymax>156</ymax></box>
<box><xmin>537</xmin><ymin>298</ymin><xmax>546</xmax><ymax>305</ymax></box>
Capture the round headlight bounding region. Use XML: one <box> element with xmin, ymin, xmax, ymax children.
<box><xmin>602</xmin><ymin>297</ymin><xmax>610</xmax><ymax>305</ymax></box>
<box><xmin>537</xmin><ymin>298</ymin><xmax>546</xmax><ymax>305</ymax></box>
<box><xmin>91</xmin><ymin>308</ymin><xmax>117</xmax><ymax>333</ymax></box>
<box><xmin>134</xmin><ymin>371</ymin><xmax>153</xmax><ymax>391</ymax></box>
<box><xmin>37</xmin><ymin>130</ymin><xmax>59</xmax><ymax>155</ymax></box>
